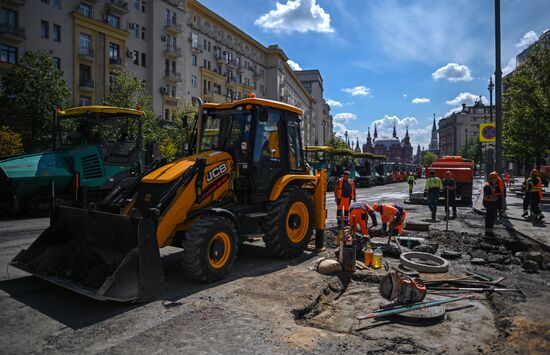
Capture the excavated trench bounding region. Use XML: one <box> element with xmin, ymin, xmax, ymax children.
<box><xmin>296</xmin><ymin>226</ymin><xmax>549</xmax><ymax>353</ymax></box>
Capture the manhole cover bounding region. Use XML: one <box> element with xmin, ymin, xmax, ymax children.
<box><xmin>390</xmin><ymin>304</ymin><xmax>446</xmax><ymax>325</ymax></box>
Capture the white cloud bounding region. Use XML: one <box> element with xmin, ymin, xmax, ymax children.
<box><xmin>412</xmin><ymin>97</ymin><xmax>430</xmax><ymax>104</ymax></box>
<box><xmin>432</xmin><ymin>63</ymin><xmax>473</xmax><ymax>82</ymax></box>
<box><xmin>516</xmin><ymin>30</ymin><xmax>538</xmax><ymax>49</ymax></box>
<box><xmin>255</xmin><ymin>0</ymin><xmax>334</xmax><ymax>34</ymax></box>
<box><xmin>334</xmin><ymin>112</ymin><xmax>357</xmax><ymax>123</ymax></box>
<box><xmin>444</xmin><ymin>106</ymin><xmax>464</xmax><ymax>118</ymax></box>
<box><xmin>287</xmin><ymin>60</ymin><xmax>302</xmax><ymax>71</ymax></box>
<box><xmin>326</xmin><ymin>99</ymin><xmax>343</xmax><ymax>108</ymax></box>
<box><xmin>342</xmin><ymin>86</ymin><xmax>372</xmax><ymax>97</ymax></box>
<box><xmin>446</xmin><ymin>92</ymin><xmax>488</xmax><ymax>106</ymax></box>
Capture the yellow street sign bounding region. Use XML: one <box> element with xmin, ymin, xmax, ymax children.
<box><xmin>479</xmin><ymin>123</ymin><xmax>496</xmax><ymax>142</ymax></box>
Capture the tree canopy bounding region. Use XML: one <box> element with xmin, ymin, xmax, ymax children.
<box><xmin>0</xmin><ymin>51</ymin><xmax>70</xmax><ymax>152</ymax></box>
<box><xmin>503</xmin><ymin>36</ymin><xmax>550</xmax><ymax>166</ymax></box>
<box><xmin>325</xmin><ymin>136</ymin><xmax>350</xmax><ymax>150</ymax></box>
<box><xmin>421</xmin><ymin>151</ymin><xmax>438</xmax><ymax>166</ymax></box>
<box><xmin>460</xmin><ymin>136</ymin><xmax>482</xmax><ymax>163</ymax></box>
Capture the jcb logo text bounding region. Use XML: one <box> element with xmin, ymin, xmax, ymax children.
<box><xmin>206</xmin><ymin>162</ymin><xmax>228</xmax><ymax>183</ymax></box>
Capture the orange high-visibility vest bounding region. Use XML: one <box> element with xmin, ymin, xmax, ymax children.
<box><xmin>483</xmin><ymin>182</ymin><xmax>501</xmax><ymax>202</ymax></box>
<box><xmin>336</xmin><ymin>178</ymin><xmax>356</xmax><ymax>200</ymax></box>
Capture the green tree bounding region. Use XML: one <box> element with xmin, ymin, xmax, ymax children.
<box><xmin>0</xmin><ymin>126</ymin><xmax>24</xmax><ymax>157</ymax></box>
<box><xmin>0</xmin><ymin>51</ymin><xmax>70</xmax><ymax>152</ymax></box>
<box><xmin>102</xmin><ymin>67</ymin><xmax>163</xmax><ymax>150</ymax></box>
<box><xmin>460</xmin><ymin>136</ymin><xmax>482</xmax><ymax>163</ymax></box>
<box><xmin>162</xmin><ymin>101</ymin><xmax>197</xmax><ymax>160</ymax></box>
<box><xmin>325</xmin><ymin>136</ymin><xmax>350</xmax><ymax>150</ymax></box>
<box><xmin>503</xmin><ymin>36</ymin><xmax>550</xmax><ymax>166</ymax></box>
<box><xmin>422</xmin><ymin>151</ymin><xmax>438</xmax><ymax>166</ymax></box>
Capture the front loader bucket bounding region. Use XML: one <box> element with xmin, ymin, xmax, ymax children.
<box><xmin>10</xmin><ymin>206</ymin><xmax>163</xmax><ymax>302</ymax></box>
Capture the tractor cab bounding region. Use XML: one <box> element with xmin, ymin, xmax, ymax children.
<box><xmin>201</xmin><ymin>98</ymin><xmax>306</xmax><ymax>203</ymax></box>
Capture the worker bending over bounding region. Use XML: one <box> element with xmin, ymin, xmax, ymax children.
<box><xmin>527</xmin><ymin>169</ymin><xmax>544</xmax><ymax>222</ymax></box>
<box><xmin>407</xmin><ymin>174</ymin><xmax>416</xmax><ymax>197</ymax></box>
<box><xmin>373</xmin><ymin>203</ymin><xmax>407</xmax><ymax>236</ymax></box>
<box><xmin>335</xmin><ymin>170</ymin><xmax>356</xmax><ymax>227</ymax></box>
<box><xmin>442</xmin><ymin>171</ymin><xmax>457</xmax><ymax>219</ymax></box>
<box><xmin>349</xmin><ymin>202</ymin><xmax>378</xmax><ymax>237</ymax></box>
<box><xmin>483</xmin><ymin>172</ymin><xmax>502</xmax><ymax>237</ymax></box>
<box><xmin>424</xmin><ymin>170</ymin><xmax>443</xmax><ymax>221</ymax></box>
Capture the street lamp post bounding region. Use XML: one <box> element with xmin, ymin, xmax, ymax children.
<box><xmin>322</xmin><ymin>120</ymin><xmax>327</xmax><ymax>144</ymax></box>
<box><xmin>486</xmin><ymin>77</ymin><xmax>495</xmax><ymax>177</ymax></box>
<box><xmin>488</xmin><ymin>77</ymin><xmax>494</xmax><ymax>122</ymax></box>
<box><xmin>494</xmin><ymin>0</ymin><xmax>503</xmax><ymax>174</ymax></box>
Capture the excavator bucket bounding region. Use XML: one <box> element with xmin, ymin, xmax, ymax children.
<box><xmin>10</xmin><ymin>205</ymin><xmax>163</xmax><ymax>302</ymax></box>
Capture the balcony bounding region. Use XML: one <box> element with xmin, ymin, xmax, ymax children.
<box><xmin>164</xmin><ymin>71</ymin><xmax>182</xmax><ymax>83</ymax></box>
<box><xmin>109</xmin><ymin>57</ymin><xmax>123</xmax><ymax>67</ymax></box>
<box><xmin>79</xmin><ymin>78</ymin><xmax>94</xmax><ymax>92</ymax></box>
<box><xmin>106</xmin><ymin>0</ymin><xmax>129</xmax><ymax>15</ymax></box>
<box><xmin>163</xmin><ymin>46</ymin><xmax>182</xmax><ymax>58</ymax></box>
<box><xmin>0</xmin><ymin>24</ymin><xmax>26</xmax><ymax>42</ymax></box>
<box><xmin>253</xmin><ymin>71</ymin><xmax>262</xmax><ymax>79</ymax></box>
<box><xmin>164</xmin><ymin>21</ymin><xmax>183</xmax><ymax>35</ymax></box>
<box><xmin>214</xmin><ymin>54</ymin><xmax>224</xmax><ymax>64</ymax></box>
<box><xmin>191</xmin><ymin>43</ymin><xmax>201</xmax><ymax>54</ymax></box>
<box><xmin>78</xmin><ymin>47</ymin><xmax>95</xmax><ymax>61</ymax></box>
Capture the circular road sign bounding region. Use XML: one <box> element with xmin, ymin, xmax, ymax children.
<box><xmin>482</xmin><ymin>125</ymin><xmax>496</xmax><ymax>140</ymax></box>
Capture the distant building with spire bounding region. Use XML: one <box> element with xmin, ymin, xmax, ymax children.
<box><xmin>429</xmin><ymin>114</ymin><xmax>439</xmax><ymax>156</ymax></box>
<box><xmin>362</xmin><ymin>123</ymin><xmax>413</xmax><ymax>163</ymax></box>
<box><xmin>354</xmin><ymin>138</ymin><xmax>361</xmax><ymax>152</ymax></box>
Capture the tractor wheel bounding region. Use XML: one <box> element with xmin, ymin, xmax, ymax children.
<box><xmin>262</xmin><ymin>187</ymin><xmax>314</xmax><ymax>258</ymax></box>
<box><xmin>182</xmin><ymin>215</ymin><xmax>238</xmax><ymax>283</ymax></box>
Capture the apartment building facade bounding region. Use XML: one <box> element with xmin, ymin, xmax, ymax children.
<box><xmin>438</xmin><ymin>99</ymin><xmax>495</xmax><ymax>156</ymax></box>
<box><xmin>0</xmin><ymin>0</ymin><xmax>330</xmax><ymax>145</ymax></box>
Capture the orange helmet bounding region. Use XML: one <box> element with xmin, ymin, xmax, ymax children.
<box><xmin>373</xmin><ymin>202</ymin><xmax>380</xmax><ymax>211</ymax></box>
<box><xmin>531</xmin><ymin>169</ymin><xmax>539</xmax><ymax>176</ymax></box>
<box><xmin>445</xmin><ymin>171</ymin><xmax>452</xmax><ymax>178</ymax></box>
<box><xmin>489</xmin><ymin>171</ymin><xmax>499</xmax><ymax>179</ymax></box>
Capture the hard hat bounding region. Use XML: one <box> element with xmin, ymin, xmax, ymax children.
<box><xmin>489</xmin><ymin>171</ymin><xmax>499</xmax><ymax>179</ymax></box>
<box><xmin>531</xmin><ymin>169</ymin><xmax>539</xmax><ymax>176</ymax></box>
<box><xmin>373</xmin><ymin>202</ymin><xmax>380</xmax><ymax>211</ymax></box>
<box><xmin>343</xmin><ymin>170</ymin><xmax>350</xmax><ymax>175</ymax></box>
<box><xmin>445</xmin><ymin>171</ymin><xmax>452</xmax><ymax>177</ymax></box>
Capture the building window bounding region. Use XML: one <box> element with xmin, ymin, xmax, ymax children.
<box><xmin>53</xmin><ymin>56</ymin><xmax>60</xmax><ymax>70</ymax></box>
<box><xmin>133</xmin><ymin>0</ymin><xmax>139</xmax><ymax>10</ymax></box>
<box><xmin>79</xmin><ymin>3</ymin><xmax>92</xmax><ymax>17</ymax></box>
<box><xmin>171</xmin><ymin>86</ymin><xmax>176</xmax><ymax>97</ymax></box>
<box><xmin>192</xmin><ymin>54</ymin><xmax>197</xmax><ymax>66</ymax></box>
<box><xmin>53</xmin><ymin>0</ymin><xmax>61</xmax><ymax>9</ymax></box>
<box><xmin>41</xmin><ymin>20</ymin><xmax>49</xmax><ymax>38</ymax></box>
<box><xmin>164</xmin><ymin>108</ymin><xmax>170</xmax><ymax>121</ymax></box>
<box><xmin>107</xmin><ymin>14</ymin><xmax>120</xmax><ymax>28</ymax></box>
<box><xmin>41</xmin><ymin>0</ymin><xmax>49</xmax><ymax>4</ymax></box>
<box><xmin>141</xmin><ymin>0</ymin><xmax>146</xmax><ymax>13</ymax></box>
<box><xmin>133</xmin><ymin>50</ymin><xmax>139</xmax><ymax>65</ymax></box>
<box><xmin>79</xmin><ymin>96</ymin><xmax>92</xmax><ymax>106</ymax></box>
<box><xmin>191</xmin><ymin>75</ymin><xmax>197</xmax><ymax>87</ymax></box>
<box><xmin>133</xmin><ymin>23</ymin><xmax>139</xmax><ymax>39</ymax></box>
<box><xmin>0</xmin><ymin>44</ymin><xmax>17</xmax><ymax>64</ymax></box>
<box><xmin>1</xmin><ymin>8</ymin><xmax>18</xmax><ymax>30</ymax></box>
<box><xmin>79</xmin><ymin>64</ymin><xmax>92</xmax><ymax>86</ymax></box>
<box><xmin>52</xmin><ymin>24</ymin><xmax>61</xmax><ymax>41</ymax></box>
<box><xmin>79</xmin><ymin>33</ymin><xmax>91</xmax><ymax>51</ymax></box>
<box><xmin>141</xmin><ymin>26</ymin><xmax>146</xmax><ymax>40</ymax></box>
<box><xmin>141</xmin><ymin>52</ymin><xmax>146</xmax><ymax>67</ymax></box>
<box><xmin>191</xmin><ymin>32</ymin><xmax>198</xmax><ymax>49</ymax></box>
<box><xmin>236</xmin><ymin>73</ymin><xmax>241</xmax><ymax>84</ymax></box>
<box><xmin>109</xmin><ymin>42</ymin><xmax>120</xmax><ymax>63</ymax></box>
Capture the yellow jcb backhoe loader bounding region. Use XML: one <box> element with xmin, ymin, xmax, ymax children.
<box><xmin>11</xmin><ymin>96</ymin><xmax>327</xmax><ymax>302</ymax></box>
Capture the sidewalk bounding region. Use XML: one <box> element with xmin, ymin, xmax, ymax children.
<box><xmin>473</xmin><ymin>182</ymin><xmax>549</xmax><ymax>249</ymax></box>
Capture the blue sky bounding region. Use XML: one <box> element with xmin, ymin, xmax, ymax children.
<box><xmin>198</xmin><ymin>0</ymin><xmax>550</xmax><ymax>149</ymax></box>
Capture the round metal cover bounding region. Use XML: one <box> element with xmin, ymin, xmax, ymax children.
<box><xmin>391</xmin><ymin>305</ymin><xmax>446</xmax><ymax>325</ymax></box>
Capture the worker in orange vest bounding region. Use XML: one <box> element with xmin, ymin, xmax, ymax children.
<box><xmin>505</xmin><ymin>173</ymin><xmax>512</xmax><ymax>187</ymax></box>
<box><xmin>335</xmin><ymin>170</ymin><xmax>356</xmax><ymax>227</ymax></box>
<box><xmin>527</xmin><ymin>169</ymin><xmax>544</xmax><ymax>222</ymax></box>
<box><xmin>496</xmin><ymin>172</ymin><xmax>507</xmax><ymax>220</ymax></box>
<box><xmin>373</xmin><ymin>203</ymin><xmax>407</xmax><ymax>236</ymax></box>
<box><xmin>483</xmin><ymin>171</ymin><xmax>502</xmax><ymax>237</ymax></box>
<box><xmin>349</xmin><ymin>202</ymin><xmax>378</xmax><ymax>237</ymax></box>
